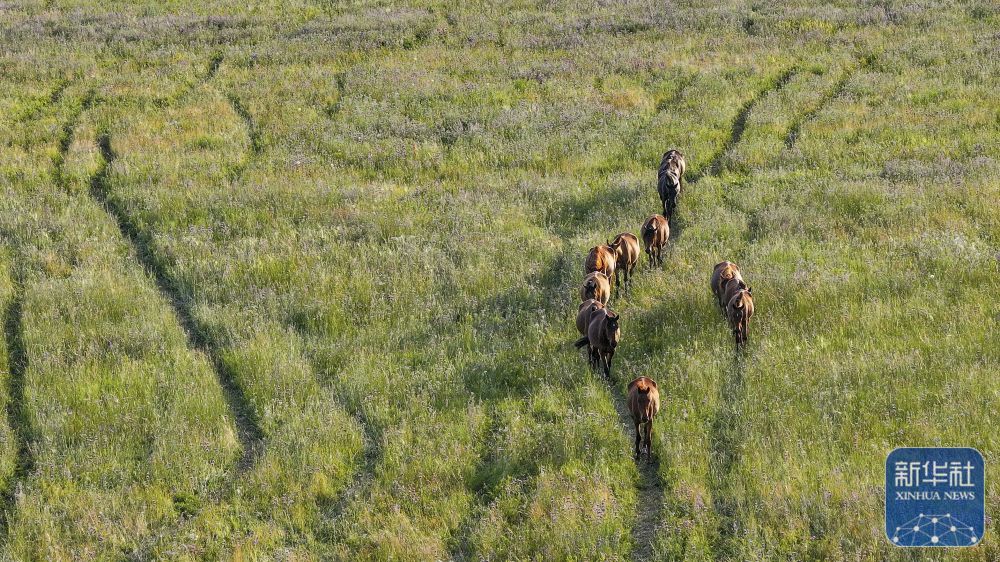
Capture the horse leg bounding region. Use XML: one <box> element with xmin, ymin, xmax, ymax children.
<box><xmin>645</xmin><ymin>422</ymin><xmax>653</xmax><ymax>461</ymax></box>
<box><xmin>634</xmin><ymin>423</ymin><xmax>641</xmax><ymax>459</ymax></box>
<box><xmin>605</xmin><ymin>349</ymin><xmax>614</xmax><ymax>379</ymax></box>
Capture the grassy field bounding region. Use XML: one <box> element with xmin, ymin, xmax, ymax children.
<box><xmin>0</xmin><ymin>0</ymin><xmax>998</xmax><ymax>559</ymax></box>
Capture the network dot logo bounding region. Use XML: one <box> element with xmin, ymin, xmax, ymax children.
<box><xmin>886</xmin><ymin>448</ymin><xmax>984</xmax><ymax>548</ymax></box>
<box><xmin>891</xmin><ymin>513</ymin><xmax>978</xmax><ymax>547</ymax></box>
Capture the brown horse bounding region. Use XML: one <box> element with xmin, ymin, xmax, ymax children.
<box><xmin>574</xmin><ymin>308</ymin><xmax>620</xmax><ymax>378</ymax></box>
<box><xmin>627</xmin><ymin>376</ymin><xmax>660</xmax><ymax>461</ymax></box>
<box><xmin>710</xmin><ymin>261</ymin><xmax>744</xmax><ymax>310</ymax></box>
<box><xmin>576</xmin><ymin>299</ymin><xmax>605</xmax><ymax>336</ymax></box>
<box><xmin>608</xmin><ymin>232</ymin><xmax>639</xmax><ymax>291</ymax></box>
<box><xmin>657</xmin><ymin>150</ymin><xmax>686</xmax><ymax>221</ymax></box>
<box><xmin>641</xmin><ymin>215</ymin><xmax>669</xmax><ymax>268</ymax></box>
<box><xmin>585</xmin><ymin>244</ymin><xmax>616</xmax><ymax>283</ymax></box>
<box><xmin>580</xmin><ymin>272</ymin><xmax>611</xmax><ymax>305</ymax></box>
<box><xmin>726</xmin><ymin>287</ymin><xmax>754</xmax><ymax>347</ymax></box>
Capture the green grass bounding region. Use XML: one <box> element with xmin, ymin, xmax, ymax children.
<box><xmin>0</xmin><ymin>0</ymin><xmax>998</xmax><ymax>560</ymax></box>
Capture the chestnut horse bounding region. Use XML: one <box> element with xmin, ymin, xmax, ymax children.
<box><xmin>585</xmin><ymin>244</ymin><xmax>617</xmax><ymax>284</ymax></box>
<box><xmin>580</xmin><ymin>272</ymin><xmax>611</xmax><ymax>305</ymax></box>
<box><xmin>574</xmin><ymin>308</ymin><xmax>620</xmax><ymax>378</ymax></box>
<box><xmin>710</xmin><ymin>261</ymin><xmax>744</xmax><ymax>310</ymax></box>
<box><xmin>627</xmin><ymin>376</ymin><xmax>660</xmax><ymax>461</ymax></box>
<box><xmin>641</xmin><ymin>215</ymin><xmax>669</xmax><ymax>268</ymax></box>
<box><xmin>608</xmin><ymin>232</ymin><xmax>639</xmax><ymax>291</ymax></box>
<box><xmin>727</xmin><ymin>287</ymin><xmax>754</xmax><ymax>347</ymax></box>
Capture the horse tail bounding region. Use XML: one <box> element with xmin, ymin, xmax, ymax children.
<box><xmin>574</xmin><ymin>336</ymin><xmax>589</xmax><ymax>348</ymax></box>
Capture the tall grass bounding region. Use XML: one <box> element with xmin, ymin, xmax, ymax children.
<box><xmin>0</xmin><ymin>0</ymin><xmax>997</xmax><ymax>560</ymax></box>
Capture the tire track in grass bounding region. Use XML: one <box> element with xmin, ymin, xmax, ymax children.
<box><xmin>0</xmin><ymin>290</ymin><xmax>34</xmax><ymax>541</ymax></box>
<box><xmin>0</xmin><ymin>77</ymin><xmax>81</xmax><ymax>543</ymax></box>
<box><xmin>446</xmin><ymin>409</ymin><xmax>499</xmax><ymax>561</ymax></box>
<box><xmin>88</xmin><ymin>132</ymin><xmax>265</xmax><ymax>472</ymax></box>
<box><xmin>206</xmin><ymin>51</ymin><xmax>224</xmax><ymax>80</ymax></box>
<box><xmin>155</xmin><ymin>51</ymin><xmax>225</xmax><ymax>108</ymax></box>
<box><xmin>224</xmin><ymin>92</ymin><xmax>261</xmax><ymax>183</ymax></box>
<box><xmin>15</xmin><ymin>79</ymin><xmax>69</xmax><ymax>123</ymax></box>
<box><xmin>699</xmin><ymin>59</ymin><xmax>855</xmax><ymax>555</ymax></box>
<box><xmin>322</xmin><ymin>406</ymin><xmax>382</xmax><ymax>531</ymax></box>
<box><xmin>689</xmin><ymin>67</ymin><xmax>798</xmax><ymax>185</ymax></box>
<box><xmin>680</xmin><ymin>67</ymin><xmax>798</xmax><ymax>556</ymax></box>
<box><xmin>216</xmin><ymin>61</ymin><xmax>386</xmax><ymax>525</ymax></box>
<box><xmin>225</xmin><ymin>93</ymin><xmax>261</xmax><ymax>155</ymax></box>
<box><xmin>670</xmin><ymin>69</ymin><xmax>795</xmax><ymax>241</ymax></box>
<box><xmin>784</xmin><ymin>62</ymin><xmax>857</xmax><ymax>149</ymax></box>
<box><xmin>53</xmin><ymin>89</ymin><xmax>95</xmax><ymax>190</ymax></box>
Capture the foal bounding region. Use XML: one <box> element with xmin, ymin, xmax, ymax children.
<box><xmin>726</xmin><ymin>287</ymin><xmax>755</xmax><ymax>347</ymax></box>
<box><xmin>576</xmin><ymin>298</ymin><xmax>605</xmax><ymax>336</ymax></box>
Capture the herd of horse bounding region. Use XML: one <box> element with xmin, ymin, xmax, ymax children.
<box><xmin>571</xmin><ymin>149</ymin><xmax>756</xmax><ymax>461</ymax></box>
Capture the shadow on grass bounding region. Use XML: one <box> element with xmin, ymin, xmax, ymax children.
<box><xmin>0</xmin><ymin>291</ymin><xmax>35</xmax><ymax>541</ymax></box>
<box><xmin>541</xmin><ymin>182</ymin><xmax>648</xmax><ymax>242</ymax></box>
<box><xmin>89</xmin><ymin>132</ymin><xmax>266</xmax><ymax>472</ymax></box>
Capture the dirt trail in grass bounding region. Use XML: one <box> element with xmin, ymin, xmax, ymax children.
<box><xmin>0</xmin><ymin>292</ymin><xmax>35</xmax><ymax>540</ymax></box>
<box><xmin>604</xmin><ymin>375</ymin><xmax>666</xmax><ymax>562</ymax></box>
<box><xmin>87</xmin><ymin>132</ymin><xmax>266</xmax><ymax>471</ymax></box>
